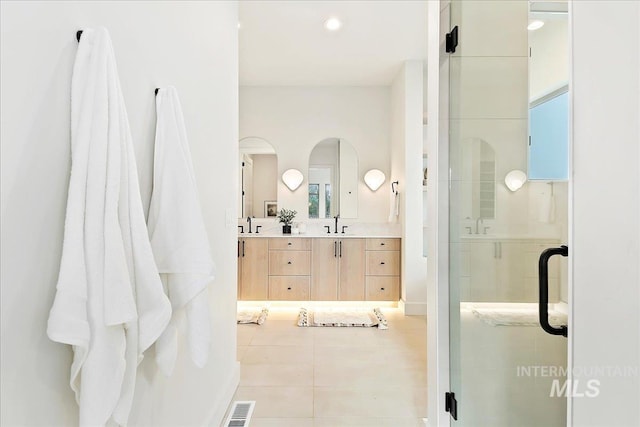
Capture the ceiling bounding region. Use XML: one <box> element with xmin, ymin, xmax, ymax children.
<box><xmin>239</xmin><ymin>1</ymin><xmax>428</xmax><ymax>86</ymax></box>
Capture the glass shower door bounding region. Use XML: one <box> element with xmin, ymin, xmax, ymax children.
<box><xmin>447</xmin><ymin>1</ymin><xmax>570</xmax><ymax>425</ymax></box>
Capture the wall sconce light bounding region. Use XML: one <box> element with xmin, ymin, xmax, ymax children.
<box><xmin>505</xmin><ymin>169</ymin><xmax>527</xmax><ymax>192</ymax></box>
<box><xmin>282</xmin><ymin>169</ymin><xmax>304</xmax><ymax>191</ymax></box>
<box><xmin>364</xmin><ymin>169</ymin><xmax>386</xmax><ymax>191</ymax></box>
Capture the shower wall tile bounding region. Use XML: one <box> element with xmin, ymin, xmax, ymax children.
<box><xmin>450</xmin><ymin>0</ymin><xmax>529</xmax><ymax>58</ymax></box>
<box><xmin>450</xmin><ymin>57</ymin><xmax>528</xmax><ymax>120</ymax></box>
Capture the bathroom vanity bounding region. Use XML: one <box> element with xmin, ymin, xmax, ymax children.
<box><xmin>237</xmin><ymin>235</ymin><xmax>401</xmax><ymax>301</ymax></box>
<box><xmin>458</xmin><ymin>235</ymin><xmax>562</xmax><ymax>302</ymax></box>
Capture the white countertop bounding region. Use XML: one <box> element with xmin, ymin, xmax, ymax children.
<box><xmin>459</xmin><ymin>234</ymin><xmax>561</xmax><ymax>241</ymax></box>
<box><xmin>237</xmin><ymin>233</ymin><xmax>400</xmax><ymax>239</ymax></box>
<box><xmin>237</xmin><ymin>221</ymin><xmax>402</xmax><ymax>239</ymax></box>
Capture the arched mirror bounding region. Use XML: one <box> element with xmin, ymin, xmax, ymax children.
<box><xmin>308</xmin><ymin>138</ymin><xmax>358</xmax><ymax>219</ymax></box>
<box><xmin>239</xmin><ymin>137</ymin><xmax>278</xmax><ymax>218</ymax></box>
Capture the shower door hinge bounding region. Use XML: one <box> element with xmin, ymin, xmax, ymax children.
<box><xmin>445</xmin><ymin>392</ymin><xmax>458</xmax><ymax>420</ymax></box>
<box><xmin>446</xmin><ymin>26</ymin><xmax>459</xmax><ymax>53</ymax></box>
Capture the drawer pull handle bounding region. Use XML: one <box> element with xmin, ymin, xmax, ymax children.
<box><xmin>287</xmin><ymin>287</ymin><xmax>292</xmax><ymax>290</ymax></box>
<box><xmin>380</xmin><ymin>262</ymin><xmax>385</xmax><ymax>265</ymax></box>
<box><xmin>380</xmin><ymin>287</ymin><xmax>385</xmax><ymax>291</ymax></box>
<box><xmin>287</xmin><ymin>261</ymin><xmax>292</xmax><ymax>264</ymax></box>
<box><xmin>288</xmin><ymin>242</ymin><xmax>292</xmax><ymax>246</ymax></box>
<box><xmin>381</xmin><ymin>242</ymin><xmax>385</xmax><ymax>246</ymax></box>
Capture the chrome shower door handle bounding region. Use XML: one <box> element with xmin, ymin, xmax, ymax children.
<box><xmin>538</xmin><ymin>245</ymin><xmax>568</xmax><ymax>337</ymax></box>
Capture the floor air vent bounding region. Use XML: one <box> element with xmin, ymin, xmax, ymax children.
<box><xmin>223</xmin><ymin>401</ymin><xmax>255</xmax><ymax>427</ymax></box>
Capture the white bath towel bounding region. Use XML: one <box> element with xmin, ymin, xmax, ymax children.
<box><xmin>148</xmin><ymin>86</ymin><xmax>215</xmax><ymax>376</ymax></box>
<box><xmin>388</xmin><ymin>190</ymin><xmax>400</xmax><ymax>222</ymax></box>
<box><xmin>47</xmin><ymin>27</ymin><xmax>171</xmax><ymax>426</ymax></box>
<box><xmin>538</xmin><ymin>183</ymin><xmax>556</xmax><ymax>223</ymax></box>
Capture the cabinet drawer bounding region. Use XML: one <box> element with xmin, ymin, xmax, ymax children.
<box><xmin>269</xmin><ymin>276</ymin><xmax>310</xmax><ymax>300</ymax></box>
<box><xmin>269</xmin><ymin>238</ymin><xmax>311</xmax><ymax>251</ymax></box>
<box><xmin>366</xmin><ymin>238</ymin><xmax>400</xmax><ymax>251</ymax></box>
<box><xmin>366</xmin><ymin>276</ymin><xmax>400</xmax><ymax>301</ymax></box>
<box><xmin>269</xmin><ymin>250</ymin><xmax>311</xmax><ymax>275</ymax></box>
<box><xmin>366</xmin><ymin>251</ymin><xmax>400</xmax><ymax>276</ymax></box>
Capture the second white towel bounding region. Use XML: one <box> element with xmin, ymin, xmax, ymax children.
<box><xmin>388</xmin><ymin>190</ymin><xmax>400</xmax><ymax>222</ymax></box>
<box><xmin>148</xmin><ymin>86</ymin><xmax>215</xmax><ymax>376</ymax></box>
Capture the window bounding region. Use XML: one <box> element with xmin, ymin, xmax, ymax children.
<box><xmin>325</xmin><ymin>184</ymin><xmax>331</xmax><ymax>217</ymax></box>
<box><xmin>529</xmin><ymin>90</ymin><xmax>569</xmax><ymax>180</ymax></box>
<box><xmin>309</xmin><ymin>184</ymin><xmax>319</xmax><ymax>218</ymax></box>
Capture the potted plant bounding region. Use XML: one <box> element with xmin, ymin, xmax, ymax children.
<box><xmin>277</xmin><ymin>208</ymin><xmax>297</xmax><ymax>234</ymax></box>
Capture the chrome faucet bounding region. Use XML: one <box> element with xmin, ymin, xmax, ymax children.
<box><xmin>247</xmin><ymin>216</ymin><xmax>253</xmax><ymax>234</ymax></box>
<box><xmin>334</xmin><ymin>214</ymin><xmax>340</xmax><ymax>234</ymax></box>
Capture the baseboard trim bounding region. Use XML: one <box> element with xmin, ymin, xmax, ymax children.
<box><xmin>400</xmin><ymin>299</ymin><xmax>428</xmax><ymax>315</ymax></box>
<box><xmin>207</xmin><ymin>361</ymin><xmax>240</xmax><ymax>426</ymax></box>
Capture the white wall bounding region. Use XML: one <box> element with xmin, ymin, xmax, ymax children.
<box><xmin>0</xmin><ymin>2</ymin><xmax>239</xmax><ymax>426</ymax></box>
<box><xmin>390</xmin><ymin>61</ymin><xmax>428</xmax><ymax>314</ymax></box>
<box><xmin>571</xmin><ymin>2</ymin><xmax>640</xmax><ymax>425</ymax></box>
<box><xmin>239</xmin><ymin>86</ymin><xmax>391</xmax><ymax>223</ymax></box>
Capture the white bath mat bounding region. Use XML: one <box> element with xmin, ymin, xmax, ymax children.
<box><xmin>472</xmin><ymin>307</ymin><xmax>567</xmax><ymax>327</ymax></box>
<box><xmin>297</xmin><ymin>307</ymin><xmax>388</xmax><ymax>329</ymax></box>
<box><xmin>237</xmin><ymin>307</ymin><xmax>268</xmax><ymax>325</ymax></box>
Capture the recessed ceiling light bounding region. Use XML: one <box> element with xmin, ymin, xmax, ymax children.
<box><xmin>527</xmin><ymin>20</ymin><xmax>545</xmax><ymax>31</ymax></box>
<box><xmin>324</xmin><ymin>17</ymin><xmax>342</xmax><ymax>31</ymax></box>
<box><xmin>237</xmin><ymin>22</ymin><xmax>242</xmax><ymax>29</ymax></box>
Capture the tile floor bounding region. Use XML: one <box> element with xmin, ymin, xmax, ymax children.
<box><xmin>226</xmin><ymin>307</ymin><xmax>427</xmax><ymax>427</ymax></box>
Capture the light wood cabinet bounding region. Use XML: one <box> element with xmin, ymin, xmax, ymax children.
<box><xmin>459</xmin><ymin>238</ymin><xmax>561</xmax><ymax>302</ymax></box>
<box><xmin>366</xmin><ymin>250</ymin><xmax>400</xmax><ymax>276</ymax></box>
<box><xmin>365</xmin><ymin>239</ymin><xmax>401</xmax><ymax>301</ymax></box>
<box><xmin>269</xmin><ymin>251</ymin><xmax>311</xmax><ymax>276</ymax></box>
<box><xmin>267</xmin><ymin>238</ymin><xmax>311</xmax><ymax>301</ymax></box>
<box><xmin>338</xmin><ymin>239</ymin><xmax>366</xmax><ymax>300</ymax></box>
<box><xmin>311</xmin><ymin>238</ymin><xmax>366</xmax><ymax>301</ymax></box>
<box><xmin>268</xmin><ymin>238</ymin><xmax>311</xmax><ymax>251</ymax></box>
<box><xmin>366</xmin><ymin>238</ymin><xmax>401</xmax><ymax>251</ymax></box>
<box><xmin>237</xmin><ymin>238</ymin><xmax>268</xmax><ymax>300</ymax></box>
<box><xmin>311</xmin><ymin>238</ymin><xmax>339</xmax><ymax>300</ymax></box>
<box><xmin>237</xmin><ymin>236</ymin><xmax>400</xmax><ymax>301</ymax></box>
<box><xmin>366</xmin><ymin>276</ymin><xmax>400</xmax><ymax>301</ymax></box>
<box><xmin>269</xmin><ymin>276</ymin><xmax>310</xmax><ymax>300</ymax></box>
